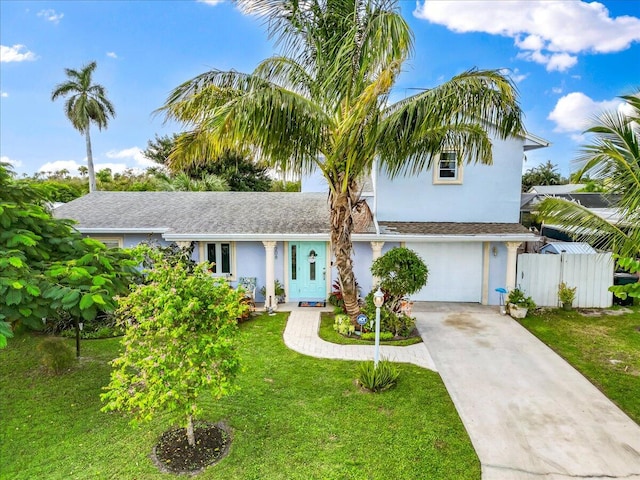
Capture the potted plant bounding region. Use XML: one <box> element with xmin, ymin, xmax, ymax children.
<box><xmin>507</xmin><ymin>287</ymin><xmax>536</xmax><ymax>318</ymax></box>
<box><xmin>558</xmin><ymin>282</ymin><xmax>577</xmax><ymax>311</ymax></box>
<box><xmin>259</xmin><ymin>279</ymin><xmax>286</xmax><ymax>304</ymax></box>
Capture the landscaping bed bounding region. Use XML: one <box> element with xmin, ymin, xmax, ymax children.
<box><xmin>319</xmin><ymin>312</ymin><xmax>423</xmax><ymax>346</ymax></box>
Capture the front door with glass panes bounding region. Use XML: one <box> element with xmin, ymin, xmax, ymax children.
<box><xmin>289</xmin><ymin>242</ymin><xmax>327</xmax><ymax>300</ymax></box>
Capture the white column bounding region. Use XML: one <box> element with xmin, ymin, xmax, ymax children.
<box><xmin>481</xmin><ymin>242</ymin><xmax>490</xmax><ymax>305</ymax></box>
<box><xmin>370</xmin><ymin>241</ymin><xmax>385</xmax><ymax>287</ymax></box>
<box><xmin>262</xmin><ymin>241</ymin><xmax>277</xmax><ymax>311</ymax></box>
<box><xmin>505</xmin><ymin>241</ymin><xmax>522</xmax><ymax>291</ymax></box>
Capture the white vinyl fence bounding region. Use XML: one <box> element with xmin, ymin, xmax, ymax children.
<box><xmin>516</xmin><ymin>253</ymin><xmax>614</xmax><ymax>308</ymax></box>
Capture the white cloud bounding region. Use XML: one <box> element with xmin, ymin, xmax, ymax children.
<box><xmin>499</xmin><ymin>68</ymin><xmax>528</xmax><ymax>83</ymax></box>
<box><xmin>552</xmin><ymin>87</ymin><xmax>563</xmax><ymax>95</ymax></box>
<box><xmin>0</xmin><ymin>44</ymin><xmax>36</xmax><ymax>63</ymax></box>
<box><xmin>1</xmin><ymin>155</ymin><xmax>22</xmax><ymax>168</ymax></box>
<box><xmin>0</xmin><ymin>91</ymin><xmax>8</xmax><ymax>98</ymax></box>
<box><xmin>198</xmin><ymin>0</ymin><xmax>225</xmax><ymax>5</ymax></box>
<box><xmin>414</xmin><ymin>1</ymin><xmax>640</xmax><ymax>71</ymax></box>
<box><xmin>548</xmin><ymin>92</ymin><xmax>622</xmax><ymax>133</ymax></box>
<box><xmin>106</xmin><ymin>147</ymin><xmax>156</xmax><ymax>168</ymax></box>
<box><xmin>37</xmin><ymin>9</ymin><xmax>64</xmax><ymax>24</ymax></box>
<box><xmin>38</xmin><ymin>160</ymin><xmax>82</xmax><ymax>175</ymax></box>
<box><xmin>106</xmin><ymin>51</ymin><xmax>118</xmax><ymax>59</ymax></box>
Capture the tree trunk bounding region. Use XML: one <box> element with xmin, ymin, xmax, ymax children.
<box><xmin>329</xmin><ymin>179</ymin><xmax>360</xmax><ymax>320</ymax></box>
<box><xmin>85</xmin><ymin>126</ymin><xmax>97</xmax><ymax>193</ymax></box>
<box><xmin>186</xmin><ymin>414</ymin><xmax>195</xmax><ymax>447</ymax></box>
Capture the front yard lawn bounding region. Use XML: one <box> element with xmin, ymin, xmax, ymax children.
<box><xmin>1</xmin><ymin>313</ymin><xmax>479</xmax><ymax>479</ymax></box>
<box><xmin>520</xmin><ymin>306</ymin><xmax>640</xmax><ymax>425</ymax></box>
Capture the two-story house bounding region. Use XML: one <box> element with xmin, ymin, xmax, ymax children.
<box><xmin>53</xmin><ymin>131</ymin><xmax>548</xmax><ymax>307</ymax></box>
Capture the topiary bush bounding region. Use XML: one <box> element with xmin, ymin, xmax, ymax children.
<box><xmin>357</xmin><ymin>359</ymin><xmax>399</xmax><ymax>393</ymax></box>
<box><xmin>360</xmin><ymin>291</ymin><xmax>415</xmax><ymax>337</ymax></box>
<box><xmin>37</xmin><ymin>337</ymin><xmax>75</xmax><ymax>374</ymax></box>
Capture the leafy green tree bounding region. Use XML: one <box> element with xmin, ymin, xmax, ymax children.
<box><xmin>0</xmin><ymin>162</ymin><xmax>139</xmax><ymax>349</ymax></box>
<box><xmin>160</xmin><ymin>0</ymin><xmax>523</xmax><ymax>318</ymax></box>
<box><xmin>101</xmin><ymin>246</ymin><xmax>247</xmax><ymax>446</ymax></box>
<box><xmin>370</xmin><ymin>247</ymin><xmax>428</xmax><ymax>315</ymax></box>
<box><xmin>51</xmin><ymin>61</ymin><xmax>116</xmax><ymax>193</ymax></box>
<box><xmin>521</xmin><ymin>160</ymin><xmax>565</xmax><ymax>192</ymax></box>
<box><xmin>160</xmin><ymin>171</ymin><xmax>229</xmax><ymax>191</ymax></box>
<box><xmin>536</xmin><ymin>91</ymin><xmax>639</xmax><ymax>257</ymax></box>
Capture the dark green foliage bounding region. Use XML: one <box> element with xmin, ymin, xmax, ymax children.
<box><xmin>37</xmin><ymin>337</ymin><xmax>75</xmax><ymax>374</ymax></box>
<box><xmin>370</xmin><ymin>247</ymin><xmax>428</xmax><ymax>312</ymax></box>
<box><xmin>609</xmin><ymin>257</ymin><xmax>640</xmax><ymax>300</ymax></box>
<box><xmin>521</xmin><ymin>160</ymin><xmax>566</xmax><ymax>192</ymax></box>
<box><xmin>361</xmin><ymin>291</ymin><xmax>415</xmax><ymax>337</ymax></box>
<box><xmin>357</xmin><ymin>360</ymin><xmax>399</xmax><ymax>393</ymax></box>
<box><xmin>270</xmin><ymin>179</ymin><xmax>301</xmax><ymax>192</ymax></box>
<box><xmin>0</xmin><ymin>162</ymin><xmax>140</xmax><ymax>347</ymax></box>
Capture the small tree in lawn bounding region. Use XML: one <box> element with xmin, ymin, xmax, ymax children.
<box><xmin>370</xmin><ymin>247</ymin><xmax>429</xmax><ymax>315</ymax></box>
<box><xmin>101</xmin><ymin>247</ymin><xmax>248</xmax><ymax>446</ymax></box>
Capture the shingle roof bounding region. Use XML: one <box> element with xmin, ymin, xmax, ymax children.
<box><xmin>53</xmin><ymin>191</ymin><xmax>331</xmax><ymax>235</ymax></box>
<box><xmin>378</xmin><ymin>222</ymin><xmax>531</xmax><ymax>236</ymax></box>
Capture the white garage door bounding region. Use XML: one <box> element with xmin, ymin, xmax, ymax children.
<box><xmin>406</xmin><ymin>242</ymin><xmax>483</xmax><ymax>302</ymax></box>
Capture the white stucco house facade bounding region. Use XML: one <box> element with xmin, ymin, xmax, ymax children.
<box><xmin>53</xmin><ymin>131</ymin><xmax>548</xmax><ymax>307</ymax></box>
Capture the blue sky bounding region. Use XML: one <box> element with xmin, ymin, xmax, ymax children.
<box><xmin>1</xmin><ymin>0</ymin><xmax>639</xmax><ymax>178</ymax></box>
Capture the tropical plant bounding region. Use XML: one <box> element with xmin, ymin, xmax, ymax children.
<box><xmin>0</xmin><ymin>162</ymin><xmax>139</xmax><ymax>350</ymax></box>
<box><xmin>159</xmin><ymin>0</ymin><xmax>523</xmax><ymax>319</ymax></box>
<box><xmin>521</xmin><ymin>160</ymin><xmax>565</xmax><ymax>192</ymax></box>
<box><xmin>259</xmin><ymin>279</ymin><xmax>285</xmax><ymax>302</ymax></box>
<box><xmin>333</xmin><ymin>313</ymin><xmax>355</xmax><ymax>336</ymax></box>
<box><xmin>536</xmin><ymin>91</ymin><xmax>639</xmax><ymax>257</ymax></box>
<box><xmin>507</xmin><ymin>287</ymin><xmax>536</xmax><ymax>309</ymax></box>
<box><xmin>357</xmin><ymin>359</ymin><xmax>399</xmax><ymax>393</ymax></box>
<box><xmin>51</xmin><ymin>61</ymin><xmax>115</xmax><ymax>193</ymax></box>
<box><xmin>609</xmin><ymin>256</ymin><xmax>640</xmax><ymax>301</ymax></box>
<box><xmin>557</xmin><ymin>282</ymin><xmax>577</xmax><ymax>308</ymax></box>
<box><xmin>101</xmin><ymin>246</ymin><xmax>247</xmax><ymax>447</ymax></box>
<box><xmin>370</xmin><ymin>247</ymin><xmax>428</xmax><ymax>314</ymax></box>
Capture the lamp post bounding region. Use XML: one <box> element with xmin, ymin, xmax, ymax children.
<box><xmin>373</xmin><ymin>287</ymin><xmax>384</xmax><ymax>368</ymax></box>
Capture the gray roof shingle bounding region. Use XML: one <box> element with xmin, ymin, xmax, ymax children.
<box><xmin>53</xmin><ymin>191</ymin><xmax>331</xmax><ymax>235</ymax></box>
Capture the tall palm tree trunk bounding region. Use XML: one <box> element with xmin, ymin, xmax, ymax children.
<box><xmin>85</xmin><ymin>125</ymin><xmax>97</xmax><ymax>193</ymax></box>
<box><xmin>329</xmin><ymin>184</ymin><xmax>360</xmax><ymax>319</ymax></box>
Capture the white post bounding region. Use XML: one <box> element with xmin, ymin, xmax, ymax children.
<box><xmin>262</xmin><ymin>241</ymin><xmax>277</xmax><ymax>311</ymax></box>
<box><xmin>505</xmin><ymin>241</ymin><xmax>522</xmax><ymax>291</ymax></box>
<box><xmin>373</xmin><ymin>288</ymin><xmax>384</xmax><ymax>368</ymax></box>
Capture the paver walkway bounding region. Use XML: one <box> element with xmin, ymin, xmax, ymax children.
<box><xmin>413</xmin><ymin>303</ymin><xmax>640</xmax><ymax>480</ymax></box>
<box><xmin>282</xmin><ymin>309</ymin><xmax>437</xmax><ymax>371</ymax></box>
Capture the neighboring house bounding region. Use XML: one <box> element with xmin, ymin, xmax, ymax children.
<box><xmin>527</xmin><ymin>184</ymin><xmax>585</xmax><ymax>194</ymax></box>
<box><xmin>53</xmin><ymin>132</ymin><xmax>548</xmax><ymax>307</ymax></box>
<box><xmin>520</xmin><ymin>192</ymin><xmax>622</xmax><ymax>242</ymax></box>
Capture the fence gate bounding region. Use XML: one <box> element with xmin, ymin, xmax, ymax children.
<box><xmin>516</xmin><ymin>253</ymin><xmax>614</xmax><ymax>308</ymax></box>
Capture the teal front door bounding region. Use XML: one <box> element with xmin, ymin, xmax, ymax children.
<box><xmin>289</xmin><ymin>242</ymin><xmax>327</xmax><ymax>300</ymax></box>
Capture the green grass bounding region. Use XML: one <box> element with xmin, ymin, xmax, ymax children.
<box><xmin>520</xmin><ymin>305</ymin><xmax>640</xmax><ymax>424</ymax></box>
<box><xmin>1</xmin><ymin>313</ymin><xmax>478</xmax><ymax>479</ymax></box>
<box><xmin>319</xmin><ymin>312</ymin><xmax>423</xmax><ymax>346</ymax></box>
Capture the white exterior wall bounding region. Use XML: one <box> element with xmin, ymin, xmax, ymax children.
<box><xmin>376</xmin><ymin>136</ymin><xmax>524</xmax><ymax>223</ymax></box>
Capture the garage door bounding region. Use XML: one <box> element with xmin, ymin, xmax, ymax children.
<box><xmin>406</xmin><ymin>242</ymin><xmax>483</xmax><ymax>302</ymax></box>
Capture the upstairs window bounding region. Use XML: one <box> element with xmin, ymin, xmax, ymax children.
<box><xmin>433</xmin><ymin>151</ymin><xmax>463</xmax><ymax>184</ymax></box>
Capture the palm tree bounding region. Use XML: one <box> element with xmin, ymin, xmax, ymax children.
<box><xmin>160</xmin><ymin>0</ymin><xmax>523</xmax><ymax>318</ymax></box>
<box><xmin>51</xmin><ymin>61</ymin><xmax>115</xmax><ymax>193</ymax></box>
<box><xmin>536</xmin><ymin>92</ymin><xmax>639</xmax><ymax>257</ymax></box>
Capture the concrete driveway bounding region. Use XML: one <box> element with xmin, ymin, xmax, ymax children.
<box><xmin>413</xmin><ymin>303</ymin><xmax>640</xmax><ymax>480</ymax></box>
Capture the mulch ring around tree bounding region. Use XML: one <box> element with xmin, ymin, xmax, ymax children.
<box><xmin>151</xmin><ymin>421</ymin><xmax>231</xmax><ymax>475</ymax></box>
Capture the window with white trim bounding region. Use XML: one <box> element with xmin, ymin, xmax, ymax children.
<box><xmin>89</xmin><ymin>236</ymin><xmax>123</xmax><ymax>249</ymax></box>
<box><xmin>206</xmin><ymin>242</ymin><xmax>235</xmax><ymax>278</ymax></box>
<box><xmin>433</xmin><ymin>151</ymin><xmax>463</xmax><ymax>184</ymax></box>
